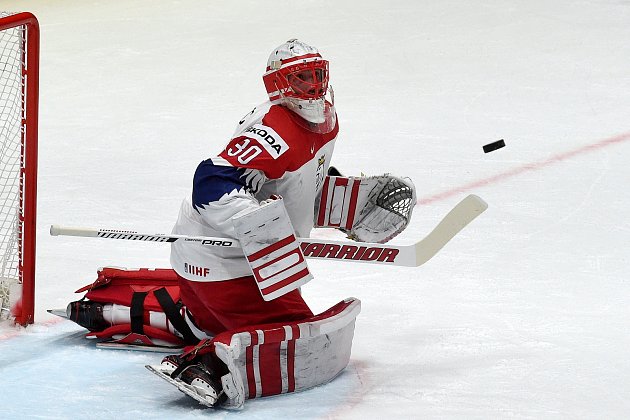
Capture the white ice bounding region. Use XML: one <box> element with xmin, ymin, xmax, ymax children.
<box><xmin>1</xmin><ymin>0</ymin><xmax>629</xmax><ymax>418</ymax></box>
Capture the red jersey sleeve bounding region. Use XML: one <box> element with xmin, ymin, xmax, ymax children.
<box><xmin>219</xmin><ymin>105</ymin><xmax>304</xmax><ymax>179</ymax></box>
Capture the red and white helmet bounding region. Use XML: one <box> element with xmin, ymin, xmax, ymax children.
<box><xmin>263</xmin><ymin>39</ymin><xmax>336</xmax><ymax>132</ymax></box>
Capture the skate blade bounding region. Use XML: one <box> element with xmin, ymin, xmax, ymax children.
<box><xmin>47</xmin><ymin>308</ymin><xmax>69</xmax><ymax>319</ymax></box>
<box><xmin>98</xmin><ymin>341</ymin><xmax>183</xmax><ymax>353</ymax></box>
<box><xmin>146</xmin><ymin>364</ymin><xmax>218</xmax><ymax>407</ymax></box>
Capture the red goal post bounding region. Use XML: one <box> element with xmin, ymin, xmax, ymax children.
<box><xmin>0</xmin><ymin>12</ymin><xmax>39</xmax><ymax>326</ymax></box>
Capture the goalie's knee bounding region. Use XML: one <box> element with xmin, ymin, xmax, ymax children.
<box><xmin>193</xmin><ymin>298</ymin><xmax>361</xmax><ymax>408</ymax></box>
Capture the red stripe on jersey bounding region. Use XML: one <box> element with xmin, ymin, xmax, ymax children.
<box><xmin>247</xmin><ymin>235</ymin><xmax>296</xmax><ymax>262</ymax></box>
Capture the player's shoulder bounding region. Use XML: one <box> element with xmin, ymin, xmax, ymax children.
<box><xmin>262</xmin><ymin>102</ymin><xmax>298</xmax><ymax>130</ymax></box>
<box><xmin>234</xmin><ymin>101</ymin><xmax>300</xmax><ymax>140</ymax></box>
<box><xmin>233</xmin><ymin>101</ymin><xmax>306</xmax><ymax>156</ymax></box>
<box><xmin>217</xmin><ymin>101</ymin><xmax>301</xmax><ymax>179</ymax></box>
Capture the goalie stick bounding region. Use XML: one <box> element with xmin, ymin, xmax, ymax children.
<box><xmin>50</xmin><ymin>194</ymin><xmax>487</xmax><ymax>268</ymax></box>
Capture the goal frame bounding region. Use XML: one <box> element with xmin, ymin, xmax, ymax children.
<box><xmin>0</xmin><ymin>12</ymin><xmax>39</xmax><ymax>326</ymax></box>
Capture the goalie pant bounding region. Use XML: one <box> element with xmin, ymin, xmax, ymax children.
<box><xmin>161</xmin><ymin>297</ymin><xmax>361</xmax><ymax>409</ymax></box>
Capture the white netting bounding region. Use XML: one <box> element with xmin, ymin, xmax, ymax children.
<box><xmin>346</xmin><ymin>175</ymin><xmax>416</xmax><ymax>244</ymax></box>
<box><xmin>0</xmin><ymin>12</ymin><xmax>25</xmax><ymax>320</ymax></box>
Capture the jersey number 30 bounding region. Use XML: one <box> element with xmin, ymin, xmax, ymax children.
<box><xmin>227</xmin><ymin>138</ymin><xmax>262</xmax><ymax>164</ymax></box>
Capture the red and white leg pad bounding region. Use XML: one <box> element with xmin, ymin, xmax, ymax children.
<box><xmin>210</xmin><ymin>297</ymin><xmax>361</xmax><ymax>408</ymax></box>
<box><xmin>67</xmin><ymin>267</ymin><xmax>207</xmax><ymax>346</ymax></box>
<box><xmin>232</xmin><ymin>198</ymin><xmax>312</xmax><ymax>301</ymax></box>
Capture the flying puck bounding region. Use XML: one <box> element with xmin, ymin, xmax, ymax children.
<box><xmin>483</xmin><ymin>139</ymin><xmax>505</xmax><ymax>153</ymax></box>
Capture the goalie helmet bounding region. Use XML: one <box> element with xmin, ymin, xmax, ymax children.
<box><xmin>263</xmin><ymin>39</ymin><xmax>336</xmax><ymax>133</ymax></box>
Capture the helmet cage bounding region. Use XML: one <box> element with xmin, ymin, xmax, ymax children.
<box><xmin>264</xmin><ymin>57</ymin><xmax>329</xmax><ymax>101</ymax></box>
<box><xmin>282</xmin><ymin>60</ymin><xmax>329</xmax><ymax>100</ymax></box>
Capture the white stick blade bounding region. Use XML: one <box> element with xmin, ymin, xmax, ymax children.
<box><xmin>50</xmin><ymin>225</ymin><xmax>99</xmax><ymax>237</ymax></box>
<box><xmin>415</xmin><ymin>194</ymin><xmax>487</xmax><ymax>266</ymax></box>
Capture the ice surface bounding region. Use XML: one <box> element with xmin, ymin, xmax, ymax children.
<box><xmin>1</xmin><ymin>0</ymin><xmax>629</xmax><ymax>418</ymax></box>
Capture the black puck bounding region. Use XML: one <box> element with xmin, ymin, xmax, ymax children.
<box><xmin>483</xmin><ymin>139</ymin><xmax>505</xmax><ymax>153</ymax></box>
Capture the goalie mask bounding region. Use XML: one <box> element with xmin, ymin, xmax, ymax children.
<box><xmin>263</xmin><ymin>39</ymin><xmax>336</xmax><ymax>134</ymax></box>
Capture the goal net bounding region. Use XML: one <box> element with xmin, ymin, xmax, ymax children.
<box><xmin>0</xmin><ymin>12</ymin><xmax>39</xmax><ymax>326</ymax></box>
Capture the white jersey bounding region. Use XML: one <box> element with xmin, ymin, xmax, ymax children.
<box><xmin>170</xmin><ymin>101</ymin><xmax>339</xmax><ymax>282</ymax></box>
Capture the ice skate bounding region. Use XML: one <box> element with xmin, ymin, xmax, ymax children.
<box><xmin>146</xmin><ymin>354</ymin><xmax>226</xmax><ymax>407</ymax></box>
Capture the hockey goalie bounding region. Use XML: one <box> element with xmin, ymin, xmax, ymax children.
<box><xmin>63</xmin><ymin>39</ymin><xmax>416</xmax><ymax>409</ymax></box>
